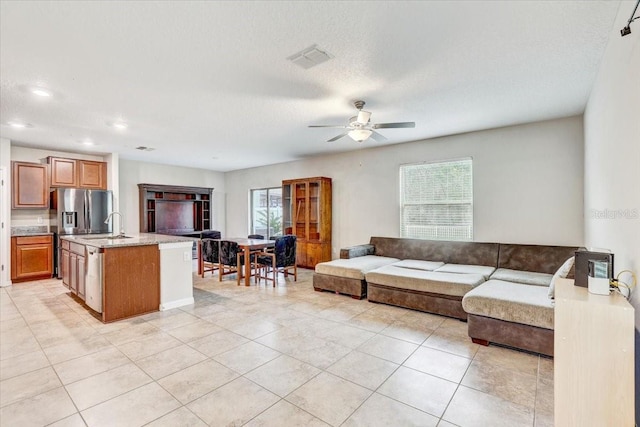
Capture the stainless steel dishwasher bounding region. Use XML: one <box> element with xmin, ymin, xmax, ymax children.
<box><xmin>86</xmin><ymin>245</ymin><xmax>104</xmax><ymax>313</ymax></box>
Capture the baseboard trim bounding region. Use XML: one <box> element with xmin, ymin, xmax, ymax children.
<box><xmin>160</xmin><ymin>297</ymin><xmax>194</xmax><ymax>311</ymax></box>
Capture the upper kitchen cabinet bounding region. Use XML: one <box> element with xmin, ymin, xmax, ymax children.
<box><xmin>12</xmin><ymin>161</ymin><xmax>49</xmax><ymax>209</ymax></box>
<box><xmin>78</xmin><ymin>160</ymin><xmax>107</xmax><ymax>189</ymax></box>
<box><xmin>48</xmin><ymin>156</ymin><xmax>107</xmax><ymax>189</ymax></box>
<box><xmin>49</xmin><ymin>157</ymin><xmax>77</xmax><ymax>187</ymax></box>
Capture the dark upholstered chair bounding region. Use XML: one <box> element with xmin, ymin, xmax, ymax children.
<box><xmin>201</xmin><ymin>230</ymin><xmax>222</xmax><ymax>239</ymax></box>
<box><xmin>201</xmin><ymin>239</ymin><xmax>220</xmax><ymax>278</ymax></box>
<box><xmin>219</xmin><ymin>240</ymin><xmax>245</xmax><ymax>285</ymax></box>
<box><xmin>254</xmin><ymin>235</ymin><xmax>297</xmax><ymax>286</ymax></box>
<box><xmin>248</xmin><ymin>234</ymin><xmax>264</xmax><ymax>240</ymax></box>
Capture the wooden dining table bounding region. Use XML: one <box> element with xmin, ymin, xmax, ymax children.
<box><xmin>225</xmin><ymin>238</ymin><xmax>275</xmax><ymax>286</ymax></box>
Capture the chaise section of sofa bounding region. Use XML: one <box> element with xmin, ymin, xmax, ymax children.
<box><xmin>313</xmin><ymin>254</ymin><xmax>400</xmax><ymax>299</ymax></box>
<box><xmin>462</xmin><ymin>243</ymin><xmax>580</xmax><ymax>356</ymax></box>
<box><xmin>366</xmin><ymin>265</ymin><xmax>487</xmax><ymax>319</ymax></box>
<box><xmin>462</xmin><ymin>279</ymin><xmax>555</xmax><ymax>355</ymax></box>
<box><xmin>364</xmin><ymin>238</ymin><xmax>500</xmax><ymax>318</ymax></box>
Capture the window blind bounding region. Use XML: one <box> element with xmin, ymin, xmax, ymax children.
<box><xmin>400</xmin><ymin>158</ymin><xmax>473</xmax><ymax>241</ymax></box>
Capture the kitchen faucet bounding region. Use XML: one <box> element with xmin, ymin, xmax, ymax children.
<box><xmin>104</xmin><ymin>211</ymin><xmax>125</xmax><ymax>236</ymax></box>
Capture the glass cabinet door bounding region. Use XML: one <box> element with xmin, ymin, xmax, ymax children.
<box><xmin>308</xmin><ymin>180</ymin><xmax>320</xmax><ymax>241</ymax></box>
<box><xmin>283</xmin><ymin>184</ymin><xmax>292</xmax><ymax>235</ymax></box>
<box><xmin>294</xmin><ymin>182</ymin><xmax>307</xmax><ymax>239</ymax></box>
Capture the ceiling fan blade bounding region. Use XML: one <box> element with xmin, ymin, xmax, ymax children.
<box><xmin>369</xmin><ymin>130</ymin><xmax>387</xmax><ymax>142</ymax></box>
<box><xmin>327</xmin><ymin>133</ymin><xmax>348</xmax><ymax>142</ymax></box>
<box><xmin>309</xmin><ymin>125</ymin><xmax>348</xmax><ymax>128</ymax></box>
<box><xmin>356</xmin><ymin>110</ymin><xmax>371</xmax><ymax>125</ymax></box>
<box><xmin>372</xmin><ymin>122</ymin><xmax>415</xmax><ymax>129</ymax></box>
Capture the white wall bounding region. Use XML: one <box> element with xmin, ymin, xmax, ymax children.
<box><xmin>584</xmin><ymin>0</ymin><xmax>640</xmax><ymax>326</ymax></box>
<box><xmin>118</xmin><ymin>159</ymin><xmax>226</xmax><ymax>235</ymax></box>
<box><xmin>0</xmin><ymin>138</ymin><xmax>11</xmax><ymax>286</ymax></box>
<box><xmin>583</xmin><ymin>2</ymin><xmax>640</xmax><ymax>419</ymax></box>
<box><xmin>225</xmin><ymin>116</ymin><xmax>584</xmax><ymax>257</ymax></box>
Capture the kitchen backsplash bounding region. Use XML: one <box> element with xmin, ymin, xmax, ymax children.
<box><xmin>11</xmin><ymin>225</ymin><xmax>49</xmax><ymax>236</ymax></box>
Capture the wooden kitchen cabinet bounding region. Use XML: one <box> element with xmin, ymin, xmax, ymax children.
<box><xmin>61</xmin><ymin>240</ymin><xmax>86</xmax><ymax>299</ymax></box>
<box><xmin>103</xmin><ymin>245</ymin><xmax>160</xmax><ymax>322</ymax></box>
<box><xmin>11</xmin><ymin>235</ymin><xmax>53</xmax><ymax>282</ymax></box>
<box><xmin>282</xmin><ymin>177</ymin><xmax>332</xmax><ymax>268</ymax></box>
<box><xmin>49</xmin><ymin>157</ymin><xmax>77</xmax><ymax>187</ymax></box>
<box><xmin>78</xmin><ymin>160</ymin><xmax>107</xmax><ymax>189</ymax></box>
<box><xmin>11</xmin><ymin>161</ymin><xmax>49</xmax><ymax>209</ymax></box>
<box><xmin>48</xmin><ymin>157</ymin><xmax>107</xmax><ymax>189</ymax></box>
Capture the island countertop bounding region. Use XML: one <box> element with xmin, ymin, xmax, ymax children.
<box><xmin>60</xmin><ymin>233</ymin><xmax>197</xmax><ymax>248</ymax></box>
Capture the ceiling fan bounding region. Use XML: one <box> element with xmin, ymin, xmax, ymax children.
<box><xmin>309</xmin><ymin>100</ymin><xmax>415</xmax><ymax>143</ymax></box>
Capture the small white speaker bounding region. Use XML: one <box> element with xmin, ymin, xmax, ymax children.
<box><xmin>588</xmin><ymin>276</ymin><xmax>610</xmax><ymax>295</ymax></box>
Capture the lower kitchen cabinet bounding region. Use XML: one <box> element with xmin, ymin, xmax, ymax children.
<box><xmin>11</xmin><ymin>235</ymin><xmax>53</xmax><ymax>282</ymax></box>
<box><xmin>61</xmin><ymin>240</ymin><xmax>86</xmax><ymax>299</ymax></box>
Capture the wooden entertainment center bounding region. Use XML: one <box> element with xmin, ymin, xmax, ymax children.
<box><xmin>138</xmin><ymin>184</ymin><xmax>213</xmax><ymax>234</ymax></box>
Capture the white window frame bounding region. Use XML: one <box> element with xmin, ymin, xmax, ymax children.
<box><xmin>249</xmin><ymin>187</ymin><xmax>283</xmax><ymax>239</ymax></box>
<box><xmin>399</xmin><ymin>157</ymin><xmax>473</xmax><ymax>241</ymax></box>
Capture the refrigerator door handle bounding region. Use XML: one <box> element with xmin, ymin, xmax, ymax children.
<box><xmin>84</xmin><ymin>191</ymin><xmax>91</xmax><ymax>232</ymax></box>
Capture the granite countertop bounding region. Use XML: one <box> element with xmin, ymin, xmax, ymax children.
<box><xmin>11</xmin><ymin>226</ymin><xmax>53</xmax><ymax>237</ymax></box>
<box><xmin>60</xmin><ymin>233</ymin><xmax>197</xmax><ymax>248</ymax></box>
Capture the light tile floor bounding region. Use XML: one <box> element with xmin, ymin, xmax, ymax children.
<box><xmin>0</xmin><ymin>269</ymin><xmax>554</xmax><ymax>426</ymax></box>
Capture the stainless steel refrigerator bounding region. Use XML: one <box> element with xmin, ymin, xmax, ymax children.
<box><xmin>51</xmin><ymin>188</ymin><xmax>113</xmax><ymax>277</ymax></box>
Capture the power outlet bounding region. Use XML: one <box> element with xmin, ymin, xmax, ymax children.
<box><xmin>37</xmin><ymin>216</ymin><xmax>43</xmax><ymax>224</ymax></box>
<box><xmin>183</xmin><ymin>251</ymin><xmax>190</xmax><ymax>262</ymax></box>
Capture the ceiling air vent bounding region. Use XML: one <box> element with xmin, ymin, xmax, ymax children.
<box><xmin>287</xmin><ymin>44</ymin><xmax>333</xmax><ymax>69</ymax></box>
<box><xmin>135</xmin><ymin>146</ymin><xmax>155</xmax><ymax>152</ymax></box>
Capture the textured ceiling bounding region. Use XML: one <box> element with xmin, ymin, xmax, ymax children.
<box><xmin>0</xmin><ymin>1</ymin><xmax>621</xmax><ymax>172</ymax></box>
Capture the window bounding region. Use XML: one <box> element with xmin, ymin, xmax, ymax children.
<box><xmin>250</xmin><ymin>187</ymin><xmax>283</xmax><ymax>238</ymax></box>
<box><xmin>400</xmin><ymin>158</ymin><xmax>473</xmax><ymax>241</ymax></box>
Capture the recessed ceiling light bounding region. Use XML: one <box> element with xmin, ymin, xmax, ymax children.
<box><xmin>107</xmin><ymin>120</ymin><xmax>128</xmax><ymax>130</ymax></box>
<box><xmin>7</xmin><ymin>121</ymin><xmax>33</xmax><ymax>129</ymax></box>
<box><xmin>78</xmin><ymin>139</ymin><xmax>95</xmax><ymax>146</ymax></box>
<box><xmin>31</xmin><ymin>87</ymin><xmax>52</xmax><ymax>97</ymax></box>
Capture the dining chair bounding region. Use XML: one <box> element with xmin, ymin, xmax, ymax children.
<box><xmin>219</xmin><ymin>240</ymin><xmax>245</xmax><ymax>285</ymax></box>
<box><xmin>248</xmin><ymin>234</ymin><xmax>264</xmax><ymax>239</ymax></box>
<box><xmin>201</xmin><ymin>238</ymin><xmax>220</xmax><ymax>278</ymax></box>
<box><xmin>201</xmin><ymin>230</ymin><xmax>222</xmax><ymax>239</ymax></box>
<box><xmin>254</xmin><ymin>235</ymin><xmax>297</xmax><ymax>286</ymax></box>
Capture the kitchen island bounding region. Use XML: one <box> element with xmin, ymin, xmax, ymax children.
<box><xmin>60</xmin><ymin>233</ymin><xmax>196</xmax><ymax>322</ymax></box>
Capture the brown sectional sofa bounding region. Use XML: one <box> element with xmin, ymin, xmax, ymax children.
<box><xmin>313</xmin><ymin>236</ymin><xmax>580</xmax><ymax>356</ymax></box>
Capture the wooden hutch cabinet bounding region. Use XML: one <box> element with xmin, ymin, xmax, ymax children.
<box><xmin>282</xmin><ymin>177</ymin><xmax>332</xmax><ymax>268</ymax></box>
<box><xmin>138</xmin><ymin>184</ymin><xmax>213</xmax><ymax>234</ymax></box>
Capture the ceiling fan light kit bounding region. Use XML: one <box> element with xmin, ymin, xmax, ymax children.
<box><xmin>348</xmin><ymin>129</ymin><xmax>372</xmax><ymax>142</ymax></box>
<box><xmin>309</xmin><ymin>100</ymin><xmax>415</xmax><ymax>143</ymax></box>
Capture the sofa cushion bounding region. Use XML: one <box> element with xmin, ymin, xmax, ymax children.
<box><xmin>314</xmin><ymin>255</ymin><xmax>400</xmax><ymax>280</ymax></box>
<box><xmin>462</xmin><ymin>280</ymin><xmax>554</xmax><ymax>330</ymax></box>
<box><xmin>490</xmin><ymin>268</ymin><xmax>553</xmax><ymax>287</ymax></box>
<box><xmin>434</xmin><ymin>263</ymin><xmax>496</xmax><ymax>280</ymax></box>
<box><xmin>365</xmin><ymin>265</ymin><xmax>485</xmax><ymax>297</ymax></box>
<box><xmin>370</xmin><ymin>237</ymin><xmax>499</xmax><ymax>266</ymax></box>
<box><xmin>392</xmin><ymin>259</ymin><xmax>444</xmax><ymax>271</ymax></box>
